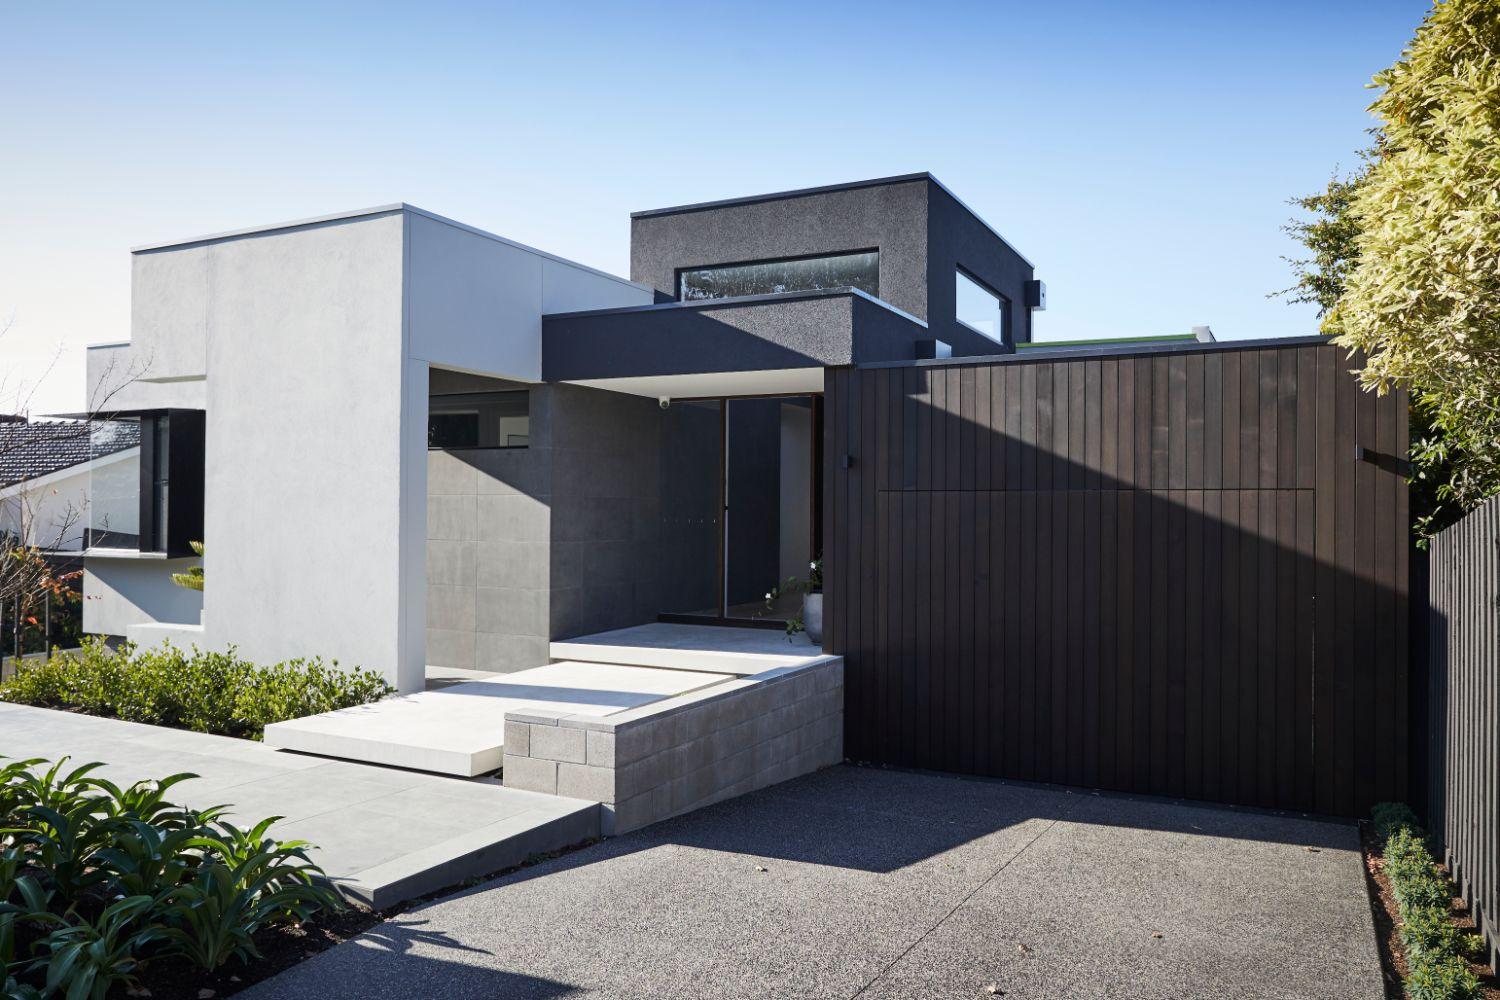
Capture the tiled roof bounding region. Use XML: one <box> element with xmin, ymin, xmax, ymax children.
<box><xmin>0</xmin><ymin>419</ymin><xmax>140</xmax><ymax>489</ymax></box>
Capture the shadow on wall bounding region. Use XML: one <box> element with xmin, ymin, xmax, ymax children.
<box><xmin>824</xmin><ymin>346</ymin><xmax>1411</xmax><ymax>820</ymax></box>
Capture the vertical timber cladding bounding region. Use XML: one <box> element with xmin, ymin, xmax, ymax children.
<box><xmin>823</xmin><ymin>341</ymin><xmax>1409</xmax><ymax>818</ymax></box>
<box><xmin>1428</xmin><ymin>495</ymin><xmax>1500</xmax><ymax>973</ymax></box>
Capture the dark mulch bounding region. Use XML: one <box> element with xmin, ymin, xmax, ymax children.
<box><xmin>1359</xmin><ymin>820</ymin><xmax>1499</xmax><ymax>1000</ymax></box>
<box><xmin>121</xmin><ymin>839</ymin><xmax>597</xmax><ymax>1000</ymax></box>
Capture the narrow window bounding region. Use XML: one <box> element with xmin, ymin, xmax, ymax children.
<box><xmin>956</xmin><ymin>268</ymin><xmax>1008</xmax><ymax>343</ymax></box>
<box><xmin>679</xmin><ymin>251</ymin><xmax>879</xmax><ymax>302</ymax></box>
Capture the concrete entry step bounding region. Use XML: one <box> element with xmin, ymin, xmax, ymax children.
<box><xmin>550</xmin><ymin>622</ymin><xmax>826</xmax><ymax>676</ymax></box>
<box><xmin>264</xmin><ymin>661</ymin><xmax>733</xmax><ymax>777</ymax></box>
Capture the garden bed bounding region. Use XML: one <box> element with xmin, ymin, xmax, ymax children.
<box><xmin>0</xmin><ymin>639</ymin><xmax>391</xmax><ymax>740</ymax></box>
<box><xmin>1361</xmin><ymin>804</ymin><xmax>1498</xmax><ymax>1000</ymax></box>
<box><xmin>124</xmin><ymin>840</ymin><xmax>592</xmax><ymax>999</ymax></box>
<box><xmin>1</xmin><ymin>751</ymin><xmax>594</xmax><ymax>998</ymax></box>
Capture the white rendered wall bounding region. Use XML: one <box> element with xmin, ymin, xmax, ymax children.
<box><xmin>84</xmin><ymin>205</ymin><xmax>649</xmax><ymax>694</ymax></box>
<box><xmin>202</xmin><ymin>211</ymin><xmax>410</xmax><ymax>686</ymax></box>
<box><xmin>84</xmin><ymin>556</ymin><xmax>203</xmax><ymax>636</ymax></box>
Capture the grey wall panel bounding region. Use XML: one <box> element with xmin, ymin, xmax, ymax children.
<box><xmin>629</xmin><ymin>175</ymin><xmax>1034</xmax><ymax>357</ymax></box>
<box><xmin>631</xmin><ymin>179</ymin><xmax>931</xmax><ymax>320</ymax></box>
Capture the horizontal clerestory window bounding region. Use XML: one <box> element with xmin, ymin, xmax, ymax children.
<box><xmin>428</xmin><ymin>389</ymin><xmax>530</xmax><ymax>449</ymax></box>
<box><xmin>678</xmin><ymin>251</ymin><xmax>879</xmax><ymax>302</ymax></box>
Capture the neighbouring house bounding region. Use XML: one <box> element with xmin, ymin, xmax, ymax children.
<box><xmin>75</xmin><ymin>173</ymin><xmax>1410</xmax><ymax>819</ymax></box>
<box><xmin>0</xmin><ymin>416</ymin><xmax>139</xmax><ymax>552</ymax></box>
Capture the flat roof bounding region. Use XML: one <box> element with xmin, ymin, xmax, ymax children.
<box><xmin>630</xmin><ymin>172</ymin><xmax>1036</xmax><ymax>269</ymax></box>
<box><xmin>130</xmin><ymin>204</ymin><xmax>648</xmax><ymax>293</ymax></box>
<box><xmin>858</xmin><ymin>334</ymin><xmax>1333</xmax><ymax>370</ymax></box>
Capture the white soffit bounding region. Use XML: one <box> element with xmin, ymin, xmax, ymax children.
<box><xmin>564</xmin><ymin>367</ymin><xmax>825</xmax><ymax>399</ymax></box>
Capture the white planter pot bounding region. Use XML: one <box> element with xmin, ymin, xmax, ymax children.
<box><xmin>803</xmin><ymin>593</ymin><xmax>824</xmax><ymax>644</ymax></box>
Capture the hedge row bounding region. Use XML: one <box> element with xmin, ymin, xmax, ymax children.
<box><xmin>0</xmin><ymin>639</ymin><xmax>392</xmax><ymax>739</ymax></box>
<box><xmin>1371</xmin><ymin>802</ymin><xmax>1485</xmax><ymax>1000</ymax></box>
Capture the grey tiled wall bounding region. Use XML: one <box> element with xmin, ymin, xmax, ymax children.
<box><xmin>427</xmin><ymin>383</ymin><xmax>673</xmax><ymax>673</ymax></box>
<box><xmin>427</xmin><ymin>388</ymin><xmax>554</xmax><ymax>673</ymax></box>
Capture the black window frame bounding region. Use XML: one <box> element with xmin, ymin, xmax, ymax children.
<box><xmin>674</xmin><ymin>248</ymin><xmax>881</xmax><ymax>303</ymax></box>
<box><xmin>136</xmin><ymin>409</ymin><xmax>204</xmax><ymax>557</ymax></box>
<box><xmin>954</xmin><ymin>265</ymin><xmax>1012</xmax><ymax>345</ymax></box>
<box><xmin>427</xmin><ymin>387</ymin><xmax>531</xmax><ymax>451</ymax></box>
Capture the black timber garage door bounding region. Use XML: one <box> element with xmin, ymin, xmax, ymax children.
<box><xmin>823</xmin><ymin>342</ymin><xmax>1409</xmax><ymax>818</ymax></box>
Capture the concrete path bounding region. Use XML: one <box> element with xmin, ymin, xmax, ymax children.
<box><xmin>244</xmin><ymin>765</ymin><xmax>1384</xmax><ymax>1000</ymax></box>
<box><xmin>0</xmin><ymin>703</ymin><xmax>598</xmax><ymax>907</ymax></box>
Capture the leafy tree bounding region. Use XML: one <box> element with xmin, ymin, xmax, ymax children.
<box><xmin>1281</xmin><ymin>0</ymin><xmax>1500</xmax><ymax>540</ymax></box>
<box><xmin>1275</xmin><ymin>157</ymin><xmax>1370</xmax><ymax>316</ymax></box>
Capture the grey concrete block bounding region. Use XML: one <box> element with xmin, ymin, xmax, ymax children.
<box><xmin>613</xmin><ymin>723</ymin><xmax>654</xmax><ymax>767</ymax></box>
<box><xmin>557</xmin><ymin>762</ymin><xmax>615</xmax><ymax>803</ymax></box>
<box><xmin>502</xmin><ymin>755</ymin><xmax>556</xmax><ymax>795</ymax></box>
<box><xmin>607</xmin><ymin>792</ymin><xmax>660</xmax><ymax>836</ymax></box>
<box><xmin>616</xmin><ymin>749</ymin><xmax>671</xmax><ymax>802</ymax></box>
<box><xmin>530</xmin><ymin>724</ymin><xmax>587</xmax><ymax>764</ymax></box>
<box><xmin>586</xmin><ymin>730</ymin><xmax>616</xmax><ymax>768</ymax></box>
<box><xmin>503</xmin><ymin>721</ymin><xmax>531</xmax><ymax>758</ymax></box>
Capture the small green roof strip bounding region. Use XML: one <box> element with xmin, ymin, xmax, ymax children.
<box><xmin>1017</xmin><ymin>334</ymin><xmax>1197</xmax><ymax>349</ymax></box>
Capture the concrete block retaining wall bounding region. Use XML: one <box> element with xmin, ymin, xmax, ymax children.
<box><xmin>502</xmin><ymin>656</ymin><xmax>843</xmax><ymax>835</ymax></box>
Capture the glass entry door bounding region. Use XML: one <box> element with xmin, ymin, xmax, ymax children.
<box><xmin>659</xmin><ymin>395</ymin><xmax>820</xmax><ymax>626</ymax></box>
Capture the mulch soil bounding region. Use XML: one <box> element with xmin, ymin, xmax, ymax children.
<box><xmin>1359</xmin><ymin>820</ymin><xmax>1499</xmax><ymax>1000</ymax></box>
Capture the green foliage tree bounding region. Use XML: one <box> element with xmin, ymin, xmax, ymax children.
<box><xmin>1280</xmin><ymin>0</ymin><xmax>1500</xmax><ymax>540</ymax></box>
<box><xmin>1275</xmin><ymin>158</ymin><xmax>1370</xmax><ymax>316</ymax></box>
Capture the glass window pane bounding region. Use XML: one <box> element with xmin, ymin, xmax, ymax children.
<box><xmin>88</xmin><ymin>418</ymin><xmax>141</xmax><ymax>549</ymax></box>
<box><xmin>679</xmin><ymin>251</ymin><xmax>879</xmax><ymax>302</ymax></box>
<box><xmin>428</xmin><ymin>390</ymin><xmax>529</xmax><ymax>449</ymax></box>
<box><xmin>956</xmin><ymin>269</ymin><xmax>1005</xmax><ymax>342</ymax></box>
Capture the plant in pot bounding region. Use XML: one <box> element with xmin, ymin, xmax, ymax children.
<box><xmin>765</xmin><ymin>558</ymin><xmax>823</xmax><ymax>643</ymax></box>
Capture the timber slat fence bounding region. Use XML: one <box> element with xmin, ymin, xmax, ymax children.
<box><xmin>824</xmin><ymin>341</ymin><xmax>1410</xmax><ymax>818</ymax></box>
<box><xmin>1428</xmin><ymin>493</ymin><xmax>1500</xmax><ymax>972</ymax></box>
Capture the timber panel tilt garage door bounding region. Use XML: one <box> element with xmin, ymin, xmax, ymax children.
<box><xmin>823</xmin><ymin>342</ymin><xmax>1409</xmax><ymax>817</ymax></box>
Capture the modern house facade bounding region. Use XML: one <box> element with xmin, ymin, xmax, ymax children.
<box><xmin>82</xmin><ymin>174</ymin><xmax>1040</xmax><ymax>693</ymax></box>
<box><xmin>76</xmin><ymin>172</ymin><xmax>1410</xmax><ymax>820</ymax></box>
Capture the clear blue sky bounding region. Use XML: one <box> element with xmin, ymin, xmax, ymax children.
<box><xmin>0</xmin><ymin>0</ymin><xmax>1424</xmax><ymax>414</ymax></box>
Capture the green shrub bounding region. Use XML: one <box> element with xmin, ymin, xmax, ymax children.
<box><xmin>1</xmin><ymin>754</ymin><xmax>342</xmax><ymax>998</ymax></box>
<box><xmin>0</xmin><ymin>639</ymin><xmax>392</xmax><ymax>739</ymax></box>
<box><xmin>1406</xmin><ymin>949</ymin><xmax>1482</xmax><ymax>1000</ymax></box>
<box><xmin>1402</xmin><ymin>901</ymin><xmax>1464</xmax><ymax>959</ymax></box>
<box><xmin>1370</xmin><ymin>802</ymin><xmax>1485</xmax><ymax>1000</ymax></box>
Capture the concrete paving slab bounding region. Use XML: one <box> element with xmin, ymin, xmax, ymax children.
<box><xmin>244</xmin><ymin>767</ymin><xmax>1385</xmax><ymax>1000</ymax></box>
<box><xmin>0</xmin><ymin>706</ymin><xmax>600</xmax><ymax>907</ymax></box>
<box><xmin>551</xmin><ymin>622</ymin><xmax>826</xmax><ymax>675</ymax></box>
<box><xmin>264</xmin><ymin>661</ymin><xmax>734</xmax><ymax>776</ymax></box>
